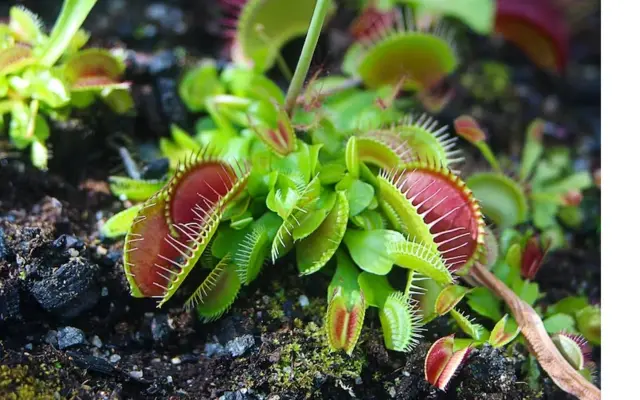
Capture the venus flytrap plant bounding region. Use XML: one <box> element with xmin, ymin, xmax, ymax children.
<box><xmin>0</xmin><ymin>0</ymin><xmax>132</xmax><ymax>170</ymax></box>
<box><xmin>101</xmin><ymin>1</ymin><xmax>599</xmax><ymax>398</ymax></box>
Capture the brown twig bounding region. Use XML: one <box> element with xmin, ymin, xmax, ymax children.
<box><xmin>469</xmin><ymin>263</ymin><xmax>601</xmax><ymax>400</ymax></box>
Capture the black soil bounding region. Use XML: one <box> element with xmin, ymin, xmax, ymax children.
<box><xmin>1</xmin><ymin>1</ymin><xmax>600</xmax><ymax>399</ymax></box>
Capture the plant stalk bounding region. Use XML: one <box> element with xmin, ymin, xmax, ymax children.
<box><xmin>39</xmin><ymin>0</ymin><xmax>98</xmax><ymax>67</ymax></box>
<box><xmin>469</xmin><ymin>263</ymin><xmax>601</xmax><ymax>400</ymax></box>
<box><xmin>284</xmin><ymin>0</ymin><xmax>332</xmax><ymax>114</ymax></box>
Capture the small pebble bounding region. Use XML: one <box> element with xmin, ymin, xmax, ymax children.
<box><xmin>24</xmin><ymin>343</ymin><xmax>33</xmax><ymax>351</ymax></box>
<box><xmin>109</xmin><ymin>354</ymin><xmax>121</xmax><ymax>363</ymax></box>
<box><xmin>91</xmin><ymin>335</ymin><xmax>103</xmax><ymax>348</ymax></box>
<box><xmin>101</xmin><ymin>287</ymin><xmax>109</xmax><ymax>297</ymax></box>
<box><xmin>68</xmin><ymin>248</ymin><xmax>79</xmax><ymax>257</ymax></box>
<box><xmin>171</xmin><ymin>356</ymin><xmax>181</xmax><ymax>365</ymax></box>
<box><xmin>129</xmin><ymin>370</ymin><xmax>143</xmax><ymax>379</ymax></box>
<box><xmin>44</xmin><ymin>330</ymin><xmax>58</xmax><ymax>346</ymax></box>
<box><xmin>204</xmin><ymin>343</ymin><xmax>227</xmax><ymax>358</ymax></box>
<box><xmin>298</xmin><ymin>295</ymin><xmax>309</xmax><ymax>308</ymax></box>
<box><xmin>167</xmin><ymin>375</ymin><xmax>173</xmax><ymax>384</ymax></box>
<box><xmin>57</xmin><ymin>326</ymin><xmax>85</xmax><ymax>349</ymax></box>
<box><xmin>225</xmin><ymin>335</ymin><xmax>255</xmax><ymax>357</ymax></box>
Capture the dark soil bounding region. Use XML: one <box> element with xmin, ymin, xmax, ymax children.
<box><xmin>1</xmin><ymin>1</ymin><xmax>600</xmax><ymax>399</ymax></box>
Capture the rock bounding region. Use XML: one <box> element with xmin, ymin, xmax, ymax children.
<box><xmin>91</xmin><ymin>335</ymin><xmax>103</xmax><ymax>348</ymax></box>
<box><xmin>67</xmin><ymin>351</ymin><xmax>115</xmax><ymax>375</ymax></box>
<box><xmin>0</xmin><ymin>280</ymin><xmax>20</xmax><ymax>321</ymax></box>
<box><xmin>44</xmin><ymin>330</ymin><xmax>58</xmax><ymax>346</ymax></box>
<box><xmin>129</xmin><ymin>370</ymin><xmax>143</xmax><ymax>379</ymax></box>
<box><xmin>109</xmin><ymin>354</ymin><xmax>121</xmax><ymax>363</ymax></box>
<box><xmin>298</xmin><ymin>295</ymin><xmax>309</xmax><ymax>308</ymax></box>
<box><xmin>204</xmin><ymin>343</ymin><xmax>227</xmax><ymax>358</ymax></box>
<box><xmin>51</xmin><ymin>234</ymin><xmax>84</xmax><ymax>252</ymax></box>
<box><xmin>24</xmin><ymin>343</ymin><xmax>33</xmax><ymax>351</ymax></box>
<box><xmin>225</xmin><ymin>335</ymin><xmax>255</xmax><ymax>358</ymax></box>
<box><xmin>30</xmin><ymin>258</ymin><xmax>100</xmax><ymax>318</ymax></box>
<box><xmin>220</xmin><ymin>391</ymin><xmax>246</xmax><ymax>400</ymax></box>
<box><xmin>57</xmin><ymin>326</ymin><xmax>86</xmax><ymax>349</ymax></box>
<box><xmin>151</xmin><ymin>314</ymin><xmax>171</xmax><ymax>343</ymax></box>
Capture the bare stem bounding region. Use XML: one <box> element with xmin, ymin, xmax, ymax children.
<box><xmin>284</xmin><ymin>0</ymin><xmax>332</xmax><ymax>115</ymax></box>
<box><xmin>469</xmin><ymin>263</ymin><xmax>601</xmax><ymax>400</ymax></box>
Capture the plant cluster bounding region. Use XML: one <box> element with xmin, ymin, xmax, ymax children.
<box><xmin>99</xmin><ymin>0</ymin><xmax>599</xmax><ymax>396</ymax></box>
<box><xmin>0</xmin><ymin>0</ymin><xmax>132</xmax><ymax>170</ymax></box>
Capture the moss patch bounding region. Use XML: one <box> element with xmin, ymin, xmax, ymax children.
<box><xmin>266</xmin><ymin>321</ymin><xmax>365</xmax><ymax>396</ymax></box>
<box><xmin>0</xmin><ymin>364</ymin><xmax>61</xmax><ymax>400</ymax></box>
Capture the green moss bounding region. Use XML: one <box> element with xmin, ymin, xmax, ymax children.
<box><xmin>268</xmin><ymin>321</ymin><xmax>366</xmax><ymax>395</ymax></box>
<box><xmin>0</xmin><ymin>364</ymin><xmax>61</xmax><ymax>399</ymax></box>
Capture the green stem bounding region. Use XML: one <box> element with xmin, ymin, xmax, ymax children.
<box><xmin>476</xmin><ymin>141</ymin><xmax>503</xmax><ymax>174</ymax></box>
<box><xmin>39</xmin><ymin>0</ymin><xmax>98</xmax><ymax>67</ymax></box>
<box><xmin>284</xmin><ymin>0</ymin><xmax>332</xmax><ymax>115</ymax></box>
<box><xmin>274</xmin><ymin>51</ymin><xmax>294</xmax><ymax>82</ymax></box>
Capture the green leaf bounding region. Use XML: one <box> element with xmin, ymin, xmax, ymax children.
<box><xmin>576</xmin><ymin>305</ymin><xmax>601</xmax><ymax>345</ymax></box>
<box><xmin>344</xmin><ymin>229</ymin><xmax>404</xmax><ymax>275</ymax></box>
<box><xmin>388</xmin><ymin>239</ymin><xmax>453</xmax><ymax>285</ymax></box>
<box><xmin>343</xmin><ymin>178</ymin><xmax>375</xmax><ymax>217</ymax></box>
<box><xmin>542</xmin><ymin>171</ymin><xmax>593</xmax><ymax>195</ymax></box>
<box><xmin>519</xmin><ymin>119</ymin><xmax>544</xmax><ymax>181</ymax></box>
<box><xmin>9</xmin><ymin>6</ymin><xmax>45</xmax><ymax>44</ymax></box>
<box><xmin>466</xmin><ymin>172</ymin><xmax>528</xmax><ymax>228</ymax></box>
<box><xmin>435</xmin><ymin>285</ymin><xmax>470</xmax><ymax>316</ymax></box>
<box><xmin>546</xmin><ymin>296</ymin><xmax>589</xmax><ymax>318</ymax></box>
<box><xmin>466</xmin><ymin>287</ymin><xmax>503</xmax><ymax>321</ymax></box>
<box><xmin>221</xmin><ymin>66</ymin><xmax>285</xmax><ymax>104</ymax></box>
<box><xmin>211</xmin><ymin>224</ymin><xmax>253</xmax><ymax>259</ymax></box>
<box><xmin>415</xmin><ymin>0</ymin><xmax>496</xmax><ymax>34</ymax></box>
<box><xmin>511</xmin><ymin>278</ymin><xmax>540</xmax><ymax>306</ymax></box>
<box><xmin>9</xmin><ymin>101</ymin><xmax>31</xmax><ymax>149</ymax></box>
<box><xmin>109</xmin><ymin>176</ymin><xmax>166</xmax><ymax>202</ymax></box>
<box><xmin>296</xmin><ymin>191</ymin><xmax>349</xmax><ymax>275</ymax></box>
<box><xmin>102</xmin><ymin>88</ymin><xmax>134</xmax><ymax>114</ymax></box>
<box><xmin>35</xmin><ymin>69</ymin><xmax>70</xmax><ymax>107</ymax></box>
<box><xmin>292</xmin><ymin>190</ymin><xmax>337</xmax><ymax>240</ymax></box>
<box><xmin>30</xmin><ymin>139</ymin><xmax>48</xmax><ymax>170</ymax></box>
<box><xmin>189</xmin><ymin>258</ymin><xmax>242</xmax><ymax>322</ymax></box>
<box><xmin>532</xmin><ymin>199</ymin><xmax>559</xmax><ymax>229</ymax></box>
<box><xmin>100</xmin><ymin>204</ymin><xmax>143</xmax><ymax>238</ymax></box>
<box><xmin>328</xmin><ymin>250</ymin><xmax>362</xmax><ymax>299</ymax></box>
<box><xmin>179</xmin><ymin>60</ymin><xmax>223</xmax><ymax>111</ymax></box>
<box><xmin>489</xmin><ymin>315</ymin><xmax>521</xmax><ymax>348</ymax></box>
<box><xmin>543</xmin><ymin>313</ymin><xmax>576</xmax><ymax>334</ymax></box>
<box><xmin>350</xmin><ymin>209</ymin><xmax>386</xmax><ymax>230</ymax></box>
<box><xmin>358</xmin><ymin>271</ymin><xmax>394</xmax><ymax>308</ymax></box>
<box><xmin>450</xmin><ymin>308</ymin><xmax>489</xmax><ymax>341</ymax></box>
<box><xmin>404</xmin><ymin>272</ymin><xmax>441</xmax><ymax>323</ymax></box>
<box><xmin>345</xmin><ymin>136</ymin><xmax>360</xmax><ymax>177</ymax></box>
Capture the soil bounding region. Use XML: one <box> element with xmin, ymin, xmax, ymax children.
<box><xmin>0</xmin><ymin>1</ymin><xmax>600</xmax><ymax>399</ymax></box>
